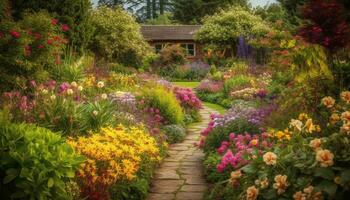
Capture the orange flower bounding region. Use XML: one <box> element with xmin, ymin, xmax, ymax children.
<box><xmin>329</xmin><ymin>113</ymin><xmax>340</xmax><ymax>124</ymax></box>
<box><xmin>316</xmin><ymin>149</ymin><xmax>334</xmax><ymax>167</ymax></box>
<box><xmin>260</xmin><ymin>178</ymin><xmax>269</xmax><ymax>189</ymax></box>
<box><xmin>321</xmin><ymin>96</ymin><xmax>335</xmax><ymax>108</ymax></box>
<box><xmin>341</xmin><ymin>111</ymin><xmax>350</xmax><ymax>122</ymax></box>
<box><xmin>246</xmin><ymin>186</ymin><xmax>259</xmax><ymax>200</ymax></box>
<box><xmin>309</xmin><ymin>138</ymin><xmax>322</xmax><ymax>150</ymax></box>
<box><xmin>341</xmin><ymin>91</ymin><xmax>350</xmax><ymax>103</ymax></box>
<box><xmin>341</xmin><ymin>122</ymin><xmax>350</xmax><ymax>135</ymax></box>
<box><xmin>293</xmin><ymin>191</ymin><xmax>306</xmax><ymax>200</ymax></box>
<box><xmin>273</xmin><ymin>175</ymin><xmax>289</xmax><ymax>194</ymax></box>
<box><xmin>263</xmin><ymin>152</ymin><xmax>277</xmax><ymax>166</ymax></box>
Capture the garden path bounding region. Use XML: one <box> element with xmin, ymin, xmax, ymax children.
<box><xmin>147</xmin><ymin>106</ymin><xmax>218</xmax><ymax>200</ymax></box>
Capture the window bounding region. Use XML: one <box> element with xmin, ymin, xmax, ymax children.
<box><xmin>155</xmin><ymin>44</ymin><xmax>163</xmax><ymax>53</ymax></box>
<box><xmin>181</xmin><ymin>43</ymin><xmax>195</xmax><ymax>56</ymax></box>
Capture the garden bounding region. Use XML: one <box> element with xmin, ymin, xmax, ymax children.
<box><xmin>0</xmin><ymin>0</ymin><xmax>350</xmax><ymax>200</ymax></box>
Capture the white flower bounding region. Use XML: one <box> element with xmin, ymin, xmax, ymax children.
<box><xmin>97</xmin><ymin>81</ymin><xmax>104</xmax><ymax>88</ymax></box>
<box><xmin>92</xmin><ymin>110</ymin><xmax>99</xmax><ymax>116</ymax></box>
<box><xmin>101</xmin><ymin>93</ymin><xmax>108</xmax><ymax>99</ymax></box>
<box><xmin>71</xmin><ymin>81</ymin><xmax>78</xmax><ymax>87</ymax></box>
<box><xmin>290</xmin><ymin>119</ymin><xmax>303</xmax><ymax>131</ymax></box>
<box><xmin>77</xmin><ymin>86</ymin><xmax>83</xmax><ymax>91</ymax></box>
<box><xmin>50</xmin><ymin>94</ymin><xmax>56</xmax><ymax>100</ymax></box>
<box><xmin>66</xmin><ymin>89</ymin><xmax>74</xmax><ymax>95</ymax></box>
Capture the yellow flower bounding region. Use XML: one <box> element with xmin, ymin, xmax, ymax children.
<box><xmin>305</xmin><ymin>119</ymin><xmax>316</xmax><ymax>133</ymax></box>
<box><xmin>273</xmin><ymin>174</ymin><xmax>289</xmax><ymax>195</ymax></box>
<box><xmin>321</xmin><ymin>96</ymin><xmax>335</xmax><ymax>108</ymax></box>
<box><xmin>77</xmin><ymin>85</ymin><xmax>83</xmax><ymax>91</ymax></box>
<box><xmin>298</xmin><ymin>113</ymin><xmax>309</xmax><ymax>121</ymax></box>
<box><xmin>263</xmin><ymin>152</ymin><xmax>277</xmax><ymax>166</ymax></box>
<box><xmin>341</xmin><ymin>111</ymin><xmax>350</xmax><ymax>122</ymax></box>
<box><xmin>316</xmin><ymin>149</ymin><xmax>334</xmax><ymax>167</ymax></box>
<box><xmin>340</xmin><ymin>91</ymin><xmax>350</xmax><ymax>103</ymax></box>
<box><xmin>101</xmin><ymin>93</ymin><xmax>108</xmax><ymax>99</ymax></box>
<box><xmin>66</xmin><ymin>89</ymin><xmax>74</xmax><ymax>95</ymax></box>
<box><xmin>330</xmin><ymin>113</ymin><xmax>340</xmax><ymax>124</ymax></box>
<box><xmin>249</xmin><ymin>139</ymin><xmax>259</xmax><ymax>146</ymax></box>
<box><xmin>334</xmin><ymin>176</ymin><xmax>341</xmax><ymax>185</ymax></box>
<box><xmin>276</xmin><ymin>131</ymin><xmax>285</xmax><ymax>139</ymax></box>
<box><xmin>97</xmin><ymin>81</ymin><xmax>105</xmax><ymax>88</ymax></box>
<box><xmin>71</xmin><ymin>81</ymin><xmax>78</xmax><ymax>87</ymax></box>
<box><xmin>246</xmin><ymin>186</ymin><xmax>259</xmax><ymax>200</ymax></box>
<box><xmin>309</xmin><ymin>138</ymin><xmax>322</xmax><ymax>150</ymax></box>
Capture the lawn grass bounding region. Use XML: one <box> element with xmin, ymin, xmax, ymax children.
<box><xmin>172</xmin><ymin>81</ymin><xmax>200</xmax><ymax>89</ymax></box>
<box><xmin>203</xmin><ymin>102</ymin><xmax>227</xmax><ymax>114</ymax></box>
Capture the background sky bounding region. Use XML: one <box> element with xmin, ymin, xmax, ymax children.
<box><xmin>91</xmin><ymin>0</ymin><xmax>277</xmax><ymax>8</ymax></box>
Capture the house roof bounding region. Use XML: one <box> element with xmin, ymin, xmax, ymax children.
<box><xmin>141</xmin><ymin>25</ymin><xmax>202</xmax><ymax>41</ymax></box>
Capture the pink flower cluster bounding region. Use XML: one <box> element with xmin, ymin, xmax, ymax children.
<box><xmin>216</xmin><ymin>132</ymin><xmax>272</xmax><ymax>172</ymax></box>
<box><xmin>198</xmin><ymin>114</ymin><xmax>221</xmax><ymax>147</ymax></box>
<box><xmin>173</xmin><ymin>87</ymin><xmax>202</xmax><ymax>110</ymax></box>
<box><xmin>196</xmin><ymin>80</ymin><xmax>223</xmax><ymax>93</ymax></box>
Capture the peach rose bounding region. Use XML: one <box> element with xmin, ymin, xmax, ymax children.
<box><xmin>341</xmin><ymin>111</ymin><xmax>350</xmax><ymax>122</ymax></box>
<box><xmin>321</xmin><ymin>96</ymin><xmax>335</xmax><ymax>108</ymax></box>
<box><xmin>309</xmin><ymin>138</ymin><xmax>322</xmax><ymax>150</ymax></box>
<box><xmin>273</xmin><ymin>174</ymin><xmax>289</xmax><ymax>195</ymax></box>
<box><xmin>330</xmin><ymin>113</ymin><xmax>340</xmax><ymax>124</ymax></box>
<box><xmin>341</xmin><ymin>91</ymin><xmax>350</xmax><ymax>103</ymax></box>
<box><xmin>303</xmin><ymin>186</ymin><xmax>313</xmax><ymax>194</ymax></box>
<box><xmin>316</xmin><ymin>149</ymin><xmax>334</xmax><ymax>167</ymax></box>
<box><xmin>230</xmin><ymin>170</ymin><xmax>242</xmax><ymax>186</ymax></box>
<box><xmin>260</xmin><ymin>178</ymin><xmax>269</xmax><ymax>189</ymax></box>
<box><xmin>246</xmin><ymin>186</ymin><xmax>259</xmax><ymax>200</ymax></box>
<box><xmin>263</xmin><ymin>152</ymin><xmax>277</xmax><ymax>166</ymax></box>
<box><xmin>293</xmin><ymin>191</ymin><xmax>306</xmax><ymax>200</ymax></box>
<box><xmin>341</xmin><ymin>122</ymin><xmax>350</xmax><ymax>135</ymax></box>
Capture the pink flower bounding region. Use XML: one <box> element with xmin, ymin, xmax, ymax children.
<box><xmin>47</xmin><ymin>39</ymin><xmax>53</xmax><ymax>45</ymax></box>
<box><xmin>61</xmin><ymin>24</ymin><xmax>70</xmax><ymax>32</ymax></box>
<box><xmin>229</xmin><ymin>133</ymin><xmax>236</xmax><ymax>141</ymax></box>
<box><xmin>51</xmin><ymin>19</ymin><xmax>59</xmax><ymax>26</ymax></box>
<box><xmin>10</xmin><ymin>30</ymin><xmax>20</xmax><ymax>39</ymax></box>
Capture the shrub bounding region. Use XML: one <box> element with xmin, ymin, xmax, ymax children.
<box><xmin>90</xmin><ymin>6</ymin><xmax>149</xmax><ymax>66</ymax></box>
<box><xmin>158</xmin><ymin>44</ymin><xmax>186</xmax><ymax>66</ymax></box>
<box><xmin>67</xmin><ymin>125</ymin><xmax>160</xmax><ymax>199</ymax></box>
<box><xmin>0</xmin><ymin>120</ymin><xmax>84</xmax><ymax>200</ymax></box>
<box><xmin>162</xmin><ymin>124</ymin><xmax>186</xmax><ymax>144</ymax></box>
<box><xmin>142</xmin><ymin>86</ymin><xmax>184</xmax><ymax>125</ymax></box>
<box><xmin>11</xmin><ymin>0</ymin><xmax>94</xmax><ymax>52</ymax></box>
<box><xmin>0</xmin><ymin>11</ymin><xmax>66</xmax><ymax>90</ymax></box>
<box><xmin>223</xmin><ymin>75</ymin><xmax>252</xmax><ymax>96</ymax></box>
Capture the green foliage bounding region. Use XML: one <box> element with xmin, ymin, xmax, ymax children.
<box><xmin>10</xmin><ymin>0</ymin><xmax>94</xmax><ymax>52</ymax></box>
<box><xmin>158</xmin><ymin>44</ymin><xmax>187</xmax><ymax>66</ymax></box>
<box><xmin>80</xmin><ymin>100</ymin><xmax>117</xmax><ymax>133</ymax></box>
<box><xmin>109</xmin><ymin>178</ymin><xmax>150</xmax><ymax>200</ymax></box>
<box><xmin>223</xmin><ymin>75</ymin><xmax>252</xmax><ymax>96</ymax></box>
<box><xmin>51</xmin><ymin>52</ymin><xmax>93</xmax><ymax>83</ymax></box>
<box><xmin>0</xmin><ymin>121</ymin><xmax>84</xmax><ymax>200</ymax></box>
<box><xmin>142</xmin><ymin>86</ymin><xmax>184</xmax><ymax>124</ymax></box>
<box><xmin>195</xmin><ymin>6</ymin><xmax>270</xmax><ymax>45</ymax></box>
<box><xmin>0</xmin><ymin>11</ymin><xmax>65</xmax><ymax>91</ymax></box>
<box><xmin>145</xmin><ymin>13</ymin><xmax>175</xmax><ymax>25</ymax></box>
<box><xmin>203</xmin><ymin>118</ymin><xmax>259</xmax><ymax>153</ymax></box>
<box><xmin>90</xmin><ymin>6</ymin><xmax>150</xmax><ymax>66</ymax></box>
<box><xmin>172</xmin><ymin>0</ymin><xmax>249</xmax><ymax>24</ymax></box>
<box><xmin>162</xmin><ymin>124</ymin><xmax>186</xmax><ymax>144</ymax></box>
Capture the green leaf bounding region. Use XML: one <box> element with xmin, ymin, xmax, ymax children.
<box><xmin>241</xmin><ymin>164</ymin><xmax>257</xmax><ymax>174</ymax></box>
<box><xmin>317</xmin><ymin>180</ymin><xmax>337</xmax><ymax>196</ymax></box>
<box><xmin>340</xmin><ymin>169</ymin><xmax>350</xmax><ymax>183</ymax></box>
<box><xmin>314</xmin><ymin>167</ymin><xmax>335</xmax><ymax>180</ymax></box>
<box><xmin>3</xmin><ymin>173</ymin><xmax>18</xmax><ymax>184</ymax></box>
<box><xmin>47</xmin><ymin>178</ymin><xmax>54</xmax><ymax>188</ymax></box>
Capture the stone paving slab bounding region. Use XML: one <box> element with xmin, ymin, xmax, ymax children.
<box><xmin>147</xmin><ymin>106</ymin><xmax>219</xmax><ymax>200</ymax></box>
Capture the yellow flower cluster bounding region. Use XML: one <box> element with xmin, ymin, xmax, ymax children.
<box><xmin>108</xmin><ymin>73</ymin><xmax>136</xmax><ymax>88</ymax></box>
<box><xmin>67</xmin><ymin>125</ymin><xmax>160</xmax><ymax>187</ymax></box>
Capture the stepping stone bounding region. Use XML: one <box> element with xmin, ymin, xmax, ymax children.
<box><xmin>154</xmin><ymin>169</ymin><xmax>180</xmax><ymax>180</ymax></box>
<box><xmin>175</xmin><ymin>192</ymin><xmax>204</xmax><ymax>200</ymax></box>
<box><xmin>180</xmin><ymin>185</ymin><xmax>208</xmax><ymax>192</ymax></box>
<box><xmin>150</xmin><ymin>180</ymin><xmax>184</xmax><ymax>193</ymax></box>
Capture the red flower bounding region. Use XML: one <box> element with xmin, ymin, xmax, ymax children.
<box><xmin>37</xmin><ymin>44</ymin><xmax>44</xmax><ymax>49</ymax></box>
<box><xmin>34</xmin><ymin>33</ymin><xmax>41</xmax><ymax>40</ymax></box>
<box><xmin>47</xmin><ymin>39</ymin><xmax>53</xmax><ymax>45</ymax></box>
<box><xmin>51</xmin><ymin>19</ymin><xmax>59</xmax><ymax>26</ymax></box>
<box><xmin>61</xmin><ymin>24</ymin><xmax>69</xmax><ymax>32</ymax></box>
<box><xmin>10</xmin><ymin>30</ymin><xmax>20</xmax><ymax>39</ymax></box>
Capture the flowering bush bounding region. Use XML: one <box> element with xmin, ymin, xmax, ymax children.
<box><xmin>196</xmin><ymin>79</ymin><xmax>223</xmax><ymax>93</ymax></box>
<box><xmin>68</xmin><ymin>125</ymin><xmax>160</xmax><ymax>199</ymax></box>
<box><xmin>173</xmin><ymin>87</ymin><xmax>202</xmax><ymax>111</ymax></box>
<box><xmin>0</xmin><ymin>11</ymin><xmax>67</xmax><ymax>90</ymax></box>
<box><xmin>205</xmin><ymin>92</ymin><xmax>350</xmax><ymax>200</ymax></box>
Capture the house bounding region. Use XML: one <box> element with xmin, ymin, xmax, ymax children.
<box><xmin>141</xmin><ymin>25</ymin><xmax>203</xmax><ymax>61</ymax></box>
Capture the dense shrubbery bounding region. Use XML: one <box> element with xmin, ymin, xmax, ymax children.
<box><xmin>162</xmin><ymin>124</ymin><xmax>187</xmax><ymax>144</ymax></box>
<box><xmin>90</xmin><ymin>7</ymin><xmax>150</xmax><ymax>66</ymax></box>
<box><xmin>0</xmin><ymin>116</ymin><xmax>84</xmax><ymax>199</ymax></box>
